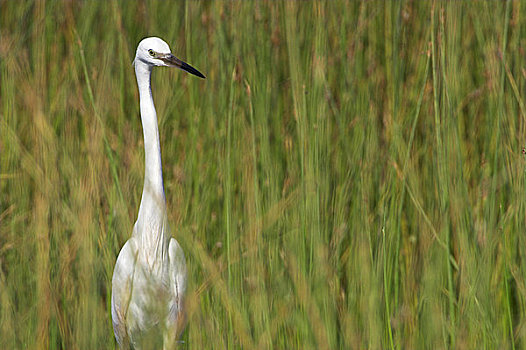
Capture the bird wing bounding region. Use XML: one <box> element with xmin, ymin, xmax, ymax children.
<box><xmin>111</xmin><ymin>239</ymin><xmax>138</xmax><ymax>348</ymax></box>
<box><xmin>167</xmin><ymin>237</ymin><xmax>187</xmax><ymax>332</ymax></box>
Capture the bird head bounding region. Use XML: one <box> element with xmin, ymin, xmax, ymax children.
<box><xmin>134</xmin><ymin>37</ymin><xmax>205</xmax><ymax>78</ymax></box>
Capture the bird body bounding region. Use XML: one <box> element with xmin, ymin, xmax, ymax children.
<box><xmin>111</xmin><ymin>37</ymin><xmax>205</xmax><ymax>349</ymax></box>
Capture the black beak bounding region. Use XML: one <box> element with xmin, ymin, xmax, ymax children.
<box><xmin>161</xmin><ymin>53</ymin><xmax>206</xmax><ymax>79</ymax></box>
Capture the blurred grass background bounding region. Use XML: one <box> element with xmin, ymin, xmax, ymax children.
<box><xmin>1</xmin><ymin>0</ymin><xmax>526</xmax><ymax>349</ymax></box>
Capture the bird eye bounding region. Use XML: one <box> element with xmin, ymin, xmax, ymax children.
<box><xmin>148</xmin><ymin>49</ymin><xmax>155</xmax><ymax>57</ymax></box>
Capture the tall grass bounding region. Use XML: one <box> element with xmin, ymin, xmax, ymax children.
<box><xmin>1</xmin><ymin>1</ymin><xmax>526</xmax><ymax>348</ymax></box>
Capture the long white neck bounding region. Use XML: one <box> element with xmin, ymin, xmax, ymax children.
<box><xmin>134</xmin><ymin>61</ymin><xmax>168</xmax><ymax>251</ymax></box>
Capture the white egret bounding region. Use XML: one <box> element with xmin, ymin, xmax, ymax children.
<box><xmin>111</xmin><ymin>37</ymin><xmax>205</xmax><ymax>349</ymax></box>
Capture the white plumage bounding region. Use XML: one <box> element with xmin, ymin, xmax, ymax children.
<box><xmin>111</xmin><ymin>37</ymin><xmax>205</xmax><ymax>349</ymax></box>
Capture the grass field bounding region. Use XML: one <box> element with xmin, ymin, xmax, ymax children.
<box><xmin>2</xmin><ymin>0</ymin><xmax>526</xmax><ymax>349</ymax></box>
